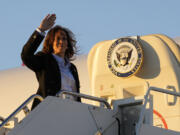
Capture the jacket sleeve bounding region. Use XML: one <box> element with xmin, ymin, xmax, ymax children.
<box><xmin>21</xmin><ymin>30</ymin><xmax>45</xmax><ymax>72</ymax></box>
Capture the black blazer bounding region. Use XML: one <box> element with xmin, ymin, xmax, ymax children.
<box><xmin>21</xmin><ymin>31</ymin><xmax>81</xmax><ymax>109</ymax></box>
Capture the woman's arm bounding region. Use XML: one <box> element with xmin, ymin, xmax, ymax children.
<box><xmin>21</xmin><ymin>14</ymin><xmax>56</xmax><ymax>71</ymax></box>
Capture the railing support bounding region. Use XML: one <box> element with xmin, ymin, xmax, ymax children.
<box><xmin>0</xmin><ymin>94</ymin><xmax>43</xmax><ymax>129</ymax></box>
<box><xmin>135</xmin><ymin>86</ymin><xmax>180</xmax><ymax>135</ymax></box>
<box><xmin>57</xmin><ymin>91</ymin><xmax>111</xmax><ymax>109</ymax></box>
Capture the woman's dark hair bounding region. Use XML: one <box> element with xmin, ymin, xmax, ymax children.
<box><xmin>42</xmin><ymin>25</ymin><xmax>77</xmax><ymax>60</ymax></box>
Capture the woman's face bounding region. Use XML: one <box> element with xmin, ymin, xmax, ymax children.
<box><xmin>53</xmin><ymin>30</ymin><xmax>68</xmax><ymax>57</ymax></box>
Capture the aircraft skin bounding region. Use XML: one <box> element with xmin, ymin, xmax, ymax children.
<box><xmin>0</xmin><ymin>36</ymin><xmax>180</xmax><ymax>132</ymax></box>
<box><xmin>87</xmin><ymin>34</ymin><xmax>180</xmax><ymax>132</ymax></box>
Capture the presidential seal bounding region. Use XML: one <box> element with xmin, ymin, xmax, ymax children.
<box><xmin>107</xmin><ymin>37</ymin><xmax>143</xmax><ymax>77</ymax></box>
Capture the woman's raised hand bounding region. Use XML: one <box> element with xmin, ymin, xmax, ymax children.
<box><xmin>38</xmin><ymin>14</ymin><xmax>56</xmax><ymax>32</ymax></box>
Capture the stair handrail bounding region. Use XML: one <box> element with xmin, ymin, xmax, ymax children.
<box><xmin>135</xmin><ymin>86</ymin><xmax>180</xmax><ymax>135</ymax></box>
<box><xmin>0</xmin><ymin>94</ymin><xmax>43</xmax><ymax>129</ymax></box>
<box><xmin>57</xmin><ymin>90</ymin><xmax>111</xmax><ymax>109</ymax></box>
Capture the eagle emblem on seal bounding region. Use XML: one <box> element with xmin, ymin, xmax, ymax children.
<box><xmin>115</xmin><ymin>46</ymin><xmax>133</xmax><ymax>66</ymax></box>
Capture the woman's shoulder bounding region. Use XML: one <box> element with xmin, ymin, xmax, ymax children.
<box><xmin>69</xmin><ymin>62</ymin><xmax>78</xmax><ymax>71</ymax></box>
<box><xmin>36</xmin><ymin>52</ymin><xmax>56</xmax><ymax>63</ymax></box>
<box><xmin>69</xmin><ymin>62</ymin><xmax>76</xmax><ymax>67</ymax></box>
<box><xmin>35</xmin><ymin>51</ymin><xmax>53</xmax><ymax>59</ymax></box>
<box><xmin>36</xmin><ymin>51</ymin><xmax>53</xmax><ymax>57</ymax></box>
<box><xmin>36</xmin><ymin>51</ymin><xmax>46</xmax><ymax>56</ymax></box>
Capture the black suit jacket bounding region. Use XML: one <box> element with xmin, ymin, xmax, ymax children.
<box><xmin>21</xmin><ymin>31</ymin><xmax>81</xmax><ymax>109</ymax></box>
